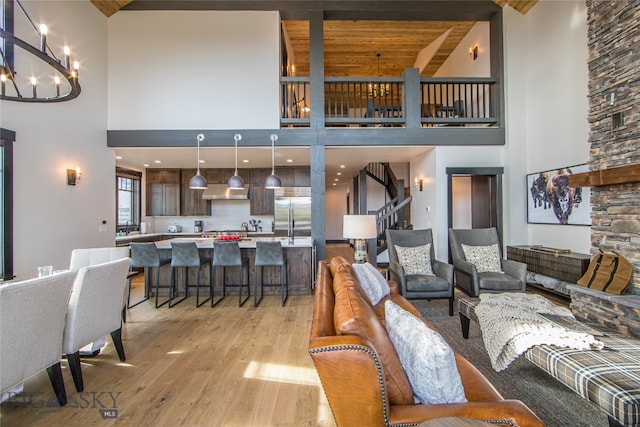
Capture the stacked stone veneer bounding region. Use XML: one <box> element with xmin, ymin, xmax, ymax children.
<box><xmin>569</xmin><ymin>285</ymin><xmax>640</xmax><ymax>338</ymax></box>
<box><xmin>587</xmin><ymin>0</ymin><xmax>640</xmax><ymax>295</ymax></box>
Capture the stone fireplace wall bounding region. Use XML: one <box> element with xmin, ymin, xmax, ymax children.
<box><xmin>587</xmin><ymin>0</ymin><xmax>640</xmax><ymax>294</ymax></box>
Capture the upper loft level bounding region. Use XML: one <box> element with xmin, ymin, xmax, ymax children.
<box><xmin>281</xmin><ymin>75</ymin><xmax>498</xmax><ymax>128</ymax></box>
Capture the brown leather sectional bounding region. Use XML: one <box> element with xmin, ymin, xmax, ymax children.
<box><xmin>309</xmin><ymin>257</ymin><xmax>544</xmax><ymax>427</ymax></box>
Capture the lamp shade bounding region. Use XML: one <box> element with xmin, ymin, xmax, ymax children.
<box><xmin>189</xmin><ymin>173</ymin><xmax>208</xmax><ymax>190</ymax></box>
<box><xmin>264</xmin><ymin>173</ymin><xmax>282</xmax><ymax>189</ymax></box>
<box><xmin>343</xmin><ymin>215</ymin><xmax>377</xmax><ymax>239</ymax></box>
<box><xmin>228</xmin><ymin>174</ymin><xmax>245</xmax><ymax>189</ymax></box>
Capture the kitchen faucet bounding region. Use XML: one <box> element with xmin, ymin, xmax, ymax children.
<box><xmin>125</xmin><ymin>219</ymin><xmax>134</xmax><ymax>235</ymax></box>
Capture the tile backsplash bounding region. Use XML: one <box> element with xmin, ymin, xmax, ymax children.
<box><xmin>147</xmin><ymin>200</ymin><xmax>273</xmax><ymax>233</ymax></box>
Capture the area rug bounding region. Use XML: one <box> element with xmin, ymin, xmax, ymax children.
<box><xmin>413</xmin><ymin>293</ymin><xmax>609</xmax><ymax>427</ymax></box>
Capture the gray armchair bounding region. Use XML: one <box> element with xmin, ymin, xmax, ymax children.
<box><xmin>386</xmin><ymin>228</ymin><xmax>455</xmax><ymax>315</ymax></box>
<box><xmin>448</xmin><ymin>227</ymin><xmax>526</xmax><ymax>297</ymax></box>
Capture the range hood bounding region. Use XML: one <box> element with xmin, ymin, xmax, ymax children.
<box><xmin>202</xmin><ymin>184</ymin><xmax>249</xmax><ymax>200</ymax></box>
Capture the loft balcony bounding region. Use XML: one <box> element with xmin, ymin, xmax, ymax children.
<box><xmin>280</xmin><ymin>72</ymin><xmax>499</xmax><ymax>128</ymax></box>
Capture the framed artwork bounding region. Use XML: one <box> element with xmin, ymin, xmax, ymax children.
<box><xmin>526</xmin><ymin>164</ymin><xmax>591</xmax><ymax>225</ymax></box>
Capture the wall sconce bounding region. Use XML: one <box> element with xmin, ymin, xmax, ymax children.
<box><xmin>414</xmin><ymin>177</ymin><xmax>423</xmax><ymax>192</ymax></box>
<box><xmin>469</xmin><ymin>46</ymin><xmax>478</xmax><ymax>61</ymax></box>
<box><xmin>67</xmin><ymin>166</ymin><xmax>81</xmax><ymax>186</ymax></box>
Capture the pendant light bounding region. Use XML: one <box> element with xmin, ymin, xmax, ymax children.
<box><xmin>228</xmin><ymin>133</ymin><xmax>245</xmax><ymax>188</ymax></box>
<box><xmin>264</xmin><ymin>133</ymin><xmax>282</xmax><ymax>189</ymax></box>
<box><xmin>189</xmin><ymin>134</ymin><xmax>208</xmax><ymax>189</ymax></box>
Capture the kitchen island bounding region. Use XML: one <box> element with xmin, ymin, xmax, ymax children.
<box><xmin>136</xmin><ymin>236</ymin><xmax>315</xmax><ymax>298</ymax></box>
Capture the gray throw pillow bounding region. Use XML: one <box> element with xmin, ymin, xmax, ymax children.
<box><xmin>461</xmin><ymin>243</ymin><xmax>503</xmax><ymax>273</ymax></box>
<box><xmin>351</xmin><ymin>262</ymin><xmax>390</xmax><ymax>305</ymax></box>
<box><xmin>384</xmin><ymin>300</ymin><xmax>467</xmax><ymax>404</ymax></box>
<box><xmin>394</xmin><ymin>244</ymin><xmax>434</xmax><ymax>276</ymax></box>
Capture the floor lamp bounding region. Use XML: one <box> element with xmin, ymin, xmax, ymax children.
<box><xmin>343</xmin><ymin>215</ymin><xmax>377</xmax><ymax>263</ymax></box>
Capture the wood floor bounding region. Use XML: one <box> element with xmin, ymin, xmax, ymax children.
<box><xmin>0</xmin><ymin>276</ymin><xmax>337</xmax><ymax>426</ymax></box>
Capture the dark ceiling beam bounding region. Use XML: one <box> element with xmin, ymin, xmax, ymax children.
<box><xmin>121</xmin><ymin>1</ymin><xmax>501</xmax><ymax>21</ymax></box>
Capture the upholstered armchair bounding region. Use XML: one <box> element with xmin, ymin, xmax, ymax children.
<box><xmin>448</xmin><ymin>227</ymin><xmax>526</xmax><ymax>297</ymax></box>
<box><xmin>62</xmin><ymin>257</ymin><xmax>131</xmax><ymax>392</ymax></box>
<box><xmin>1</xmin><ymin>271</ymin><xmax>77</xmax><ymax>406</ymax></box>
<box><xmin>386</xmin><ymin>228</ymin><xmax>455</xmax><ymax>315</ymax></box>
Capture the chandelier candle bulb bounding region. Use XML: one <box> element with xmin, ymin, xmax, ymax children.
<box><xmin>73</xmin><ymin>61</ymin><xmax>79</xmax><ymax>79</ymax></box>
<box><xmin>54</xmin><ymin>76</ymin><xmax>60</xmax><ymax>97</ymax></box>
<box><xmin>30</xmin><ymin>77</ymin><xmax>37</xmax><ymax>98</ymax></box>
<box><xmin>63</xmin><ymin>46</ymin><xmax>70</xmax><ymax>69</ymax></box>
<box><xmin>1</xmin><ymin>74</ymin><xmax>5</xmax><ymax>96</ymax></box>
<box><xmin>39</xmin><ymin>24</ymin><xmax>47</xmax><ymax>52</ymax></box>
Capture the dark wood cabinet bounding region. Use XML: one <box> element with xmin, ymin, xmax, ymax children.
<box><xmin>506</xmin><ymin>245</ymin><xmax>591</xmax><ymax>284</ymax></box>
<box><xmin>294</xmin><ymin>166</ymin><xmax>311</xmax><ymax>186</ymax></box>
<box><xmin>276</xmin><ymin>166</ymin><xmax>310</xmax><ymax>187</ymax></box>
<box><xmin>250</xmin><ymin>184</ymin><xmax>274</xmax><ymax>215</ymax></box>
<box><xmin>180</xmin><ymin>169</ymin><xmax>210</xmax><ymax>216</ymax></box>
<box><xmin>145</xmin><ymin>166</ymin><xmax>310</xmax><ymax>217</ymax></box>
<box><xmin>146</xmin><ymin>169</ymin><xmax>181</xmax><ymax>216</ymax></box>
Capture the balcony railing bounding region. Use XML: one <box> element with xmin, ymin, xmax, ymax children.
<box><xmin>280</xmin><ymin>74</ymin><xmax>498</xmax><ymax>128</ymax></box>
<box><xmin>420</xmin><ymin>77</ymin><xmax>498</xmax><ymax>127</ymax></box>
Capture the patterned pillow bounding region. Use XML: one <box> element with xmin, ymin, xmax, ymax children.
<box><xmin>461</xmin><ymin>243</ymin><xmax>503</xmax><ymax>273</ymax></box>
<box><xmin>351</xmin><ymin>262</ymin><xmax>390</xmax><ymax>305</ymax></box>
<box><xmin>384</xmin><ymin>300</ymin><xmax>467</xmax><ymax>404</ymax></box>
<box><xmin>394</xmin><ymin>244</ymin><xmax>434</xmax><ymax>276</ymax></box>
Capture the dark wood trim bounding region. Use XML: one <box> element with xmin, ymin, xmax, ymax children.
<box><xmin>122</xmin><ymin>1</ymin><xmax>502</xmax><ymax>21</ymax></box>
<box><xmin>570</xmin><ymin>163</ymin><xmax>640</xmax><ymax>187</ymax></box>
<box><xmin>107</xmin><ymin>127</ymin><xmax>506</xmax><ymax>148</ymax></box>
<box><xmin>446</xmin><ymin>167</ymin><xmax>504</xmax><ymax>262</ymax></box>
<box><xmin>0</xmin><ymin>127</ymin><xmax>14</xmax><ymax>281</ymax></box>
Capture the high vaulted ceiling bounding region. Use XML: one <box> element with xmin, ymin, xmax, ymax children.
<box><xmin>91</xmin><ymin>0</ymin><xmax>537</xmax><ymax>79</ymax></box>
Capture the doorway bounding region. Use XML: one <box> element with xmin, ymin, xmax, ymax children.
<box><xmin>446</xmin><ymin>167</ymin><xmax>504</xmax><ymax>256</ymax></box>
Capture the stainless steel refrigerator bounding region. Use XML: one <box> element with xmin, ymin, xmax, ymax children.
<box><xmin>274</xmin><ymin>187</ymin><xmax>311</xmax><ymax>238</ymax></box>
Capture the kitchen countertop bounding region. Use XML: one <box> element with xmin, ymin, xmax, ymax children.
<box><xmin>115</xmin><ymin>231</ymin><xmax>275</xmax><ymax>244</ymax></box>
<box><xmin>154</xmin><ymin>236</ymin><xmax>314</xmax><ymax>249</ymax></box>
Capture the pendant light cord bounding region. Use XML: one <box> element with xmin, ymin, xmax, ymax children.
<box><xmin>196</xmin><ymin>134</ymin><xmax>204</xmax><ymax>175</ymax></box>
<box><xmin>234</xmin><ymin>134</ymin><xmax>241</xmax><ymax>175</ymax></box>
<box><xmin>270</xmin><ymin>134</ymin><xmax>278</xmax><ymax>174</ymax></box>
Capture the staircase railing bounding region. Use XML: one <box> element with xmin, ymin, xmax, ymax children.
<box><xmin>370</xmin><ymin>195</ymin><xmax>412</xmax><ymax>255</ymax></box>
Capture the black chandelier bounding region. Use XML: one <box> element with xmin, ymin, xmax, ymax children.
<box><xmin>0</xmin><ymin>0</ymin><xmax>81</xmax><ymax>103</ymax></box>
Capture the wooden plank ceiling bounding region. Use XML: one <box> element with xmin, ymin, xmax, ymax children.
<box><xmin>91</xmin><ymin>0</ymin><xmax>537</xmax><ymax>77</ymax></box>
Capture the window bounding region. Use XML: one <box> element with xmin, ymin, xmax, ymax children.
<box><xmin>116</xmin><ymin>167</ymin><xmax>141</xmax><ymax>232</ymax></box>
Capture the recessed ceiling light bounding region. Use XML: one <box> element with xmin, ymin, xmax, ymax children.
<box><xmin>199</xmin><ymin>160</ymin><xmax>205</xmax><ymax>163</ymax></box>
<box><xmin>286</xmin><ymin>159</ymin><xmax>293</xmax><ymax>163</ymax></box>
<box><xmin>340</xmin><ymin>165</ymin><xmax>345</xmax><ymax>168</ymax></box>
<box><xmin>242</xmin><ymin>159</ymin><xmax>249</xmax><ymax>163</ymax></box>
<box><xmin>115</xmin><ymin>155</ymin><xmax>122</xmax><ymax>160</ymax></box>
<box><xmin>332</xmin><ymin>183</ymin><xmax>336</xmax><ymax>186</ymax></box>
<box><xmin>143</xmin><ymin>163</ymin><xmax>150</xmax><ymax>167</ymax></box>
<box><xmin>154</xmin><ymin>160</ymin><xmax>161</xmax><ymax>164</ymax></box>
<box><xmin>337</xmin><ymin>172</ymin><xmax>342</xmax><ymax>176</ymax></box>
<box><xmin>334</xmin><ymin>178</ymin><xmax>339</xmax><ymax>181</ymax></box>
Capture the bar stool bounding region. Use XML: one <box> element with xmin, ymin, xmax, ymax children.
<box><xmin>130</xmin><ymin>242</ymin><xmax>171</xmax><ymax>308</ymax></box>
<box><xmin>212</xmin><ymin>241</ymin><xmax>250</xmax><ymax>307</ymax></box>
<box><xmin>169</xmin><ymin>241</ymin><xmax>212</xmax><ymax>308</ymax></box>
<box><xmin>254</xmin><ymin>241</ymin><xmax>288</xmax><ymax>307</ymax></box>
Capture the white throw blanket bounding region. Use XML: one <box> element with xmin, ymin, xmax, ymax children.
<box><xmin>475</xmin><ymin>293</ymin><xmax>604</xmax><ymax>372</ymax></box>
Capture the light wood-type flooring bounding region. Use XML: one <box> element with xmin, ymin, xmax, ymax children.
<box><xmin>0</xmin><ymin>276</ymin><xmax>339</xmax><ymax>427</ymax></box>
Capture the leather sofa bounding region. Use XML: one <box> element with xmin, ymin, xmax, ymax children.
<box><xmin>309</xmin><ymin>257</ymin><xmax>543</xmax><ymax>427</ymax></box>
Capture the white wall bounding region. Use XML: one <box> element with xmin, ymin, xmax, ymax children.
<box><xmin>411</xmin><ymin>3</ymin><xmax>591</xmax><ymax>259</ymax></box>
<box><xmin>452</xmin><ymin>176</ymin><xmax>472</xmax><ymax>228</ymax></box>
<box><xmin>326</xmin><ymin>185</ymin><xmax>349</xmax><ymax>240</ymax></box>
<box><xmin>0</xmin><ymin>1</ymin><xmax>111</xmax><ymax>277</ymax></box>
<box><xmin>435</xmin><ymin>22</ymin><xmax>490</xmax><ymax>78</ymax></box>
<box><xmin>107</xmin><ymin>11</ymin><xmax>280</xmax><ymax>130</ymax></box>
<box><xmin>504</xmin><ymin>1</ymin><xmax>591</xmax><ymax>253</ymax></box>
